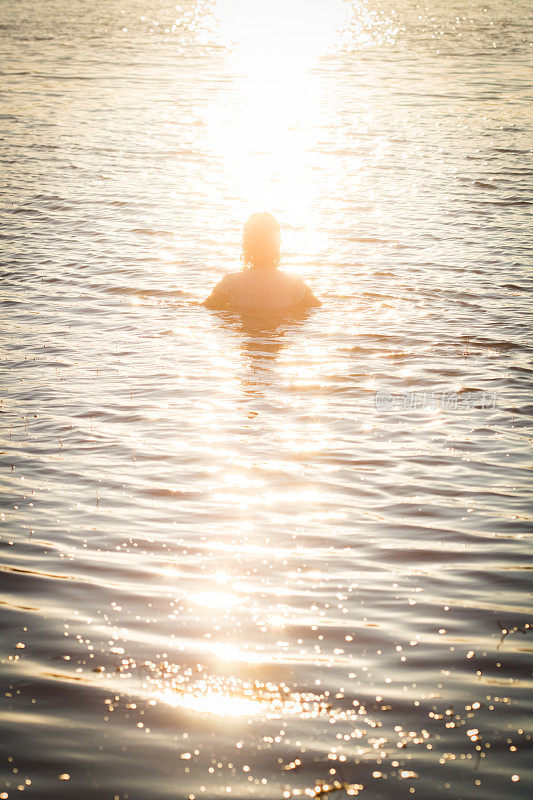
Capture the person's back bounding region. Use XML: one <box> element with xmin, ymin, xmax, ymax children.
<box><xmin>203</xmin><ymin>212</ymin><xmax>320</xmax><ymax>312</ymax></box>
<box><xmin>206</xmin><ymin>267</ymin><xmax>318</xmax><ymax>311</ymax></box>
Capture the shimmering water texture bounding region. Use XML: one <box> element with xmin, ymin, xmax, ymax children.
<box><xmin>1</xmin><ymin>1</ymin><xmax>532</xmax><ymax>798</ymax></box>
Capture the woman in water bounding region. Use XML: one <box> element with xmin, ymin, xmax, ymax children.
<box><xmin>203</xmin><ymin>213</ymin><xmax>320</xmax><ymax>311</ymax></box>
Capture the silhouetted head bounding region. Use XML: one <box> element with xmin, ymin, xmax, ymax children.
<box><xmin>242</xmin><ymin>212</ymin><xmax>281</xmax><ymax>270</ymax></box>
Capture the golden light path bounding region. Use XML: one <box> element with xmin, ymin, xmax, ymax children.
<box><xmin>158</xmin><ymin>687</ymin><xmax>263</xmax><ymax>717</ymax></box>
<box><xmin>198</xmin><ymin>0</ymin><xmax>357</xmax><ymax>244</ymax></box>
<box><xmin>147</xmin><ymin>0</ymin><xmax>395</xmax><ymax>737</ymax></box>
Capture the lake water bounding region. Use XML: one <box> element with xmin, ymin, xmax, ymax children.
<box><xmin>1</xmin><ymin>1</ymin><xmax>532</xmax><ymax>798</ymax></box>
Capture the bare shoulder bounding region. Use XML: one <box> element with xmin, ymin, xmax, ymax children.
<box><xmin>203</xmin><ymin>272</ymin><xmax>234</xmax><ymax>308</ymax></box>
<box><xmin>287</xmin><ymin>272</ymin><xmax>321</xmax><ymax>307</ymax></box>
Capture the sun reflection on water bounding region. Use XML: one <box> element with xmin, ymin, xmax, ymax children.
<box><xmin>197</xmin><ymin>0</ymin><xmax>355</xmax><ymax>217</ymax></box>
<box><xmin>151</xmin><ymin>672</ymin><xmax>335</xmax><ymax>719</ymax></box>
<box><xmin>158</xmin><ymin>687</ymin><xmax>262</xmax><ymax>717</ymax></box>
<box><xmin>193</xmin><ymin>589</ymin><xmax>241</xmax><ymax>609</ymax></box>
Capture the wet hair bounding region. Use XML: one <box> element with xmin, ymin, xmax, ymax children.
<box><xmin>242</xmin><ymin>212</ymin><xmax>281</xmax><ymax>269</ymax></box>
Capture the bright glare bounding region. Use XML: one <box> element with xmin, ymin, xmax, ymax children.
<box><xmin>202</xmin><ymin>0</ymin><xmax>350</xmax><ymax>217</ymax></box>
<box><xmin>216</xmin><ymin>0</ymin><xmax>348</xmax><ymax>78</ymax></box>
<box><xmin>193</xmin><ymin>589</ymin><xmax>241</xmax><ymax>608</ymax></box>
<box><xmin>160</xmin><ymin>688</ymin><xmax>262</xmax><ymax>717</ymax></box>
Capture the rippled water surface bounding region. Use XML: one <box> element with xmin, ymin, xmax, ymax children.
<box><xmin>1</xmin><ymin>1</ymin><xmax>532</xmax><ymax>798</ymax></box>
